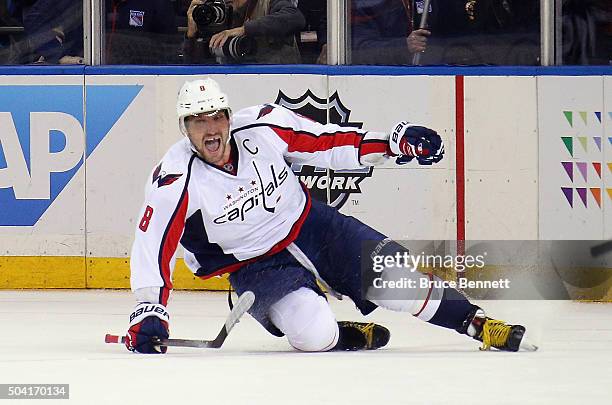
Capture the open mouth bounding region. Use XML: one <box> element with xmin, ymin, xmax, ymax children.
<box><xmin>204</xmin><ymin>137</ymin><xmax>221</xmax><ymax>153</ymax></box>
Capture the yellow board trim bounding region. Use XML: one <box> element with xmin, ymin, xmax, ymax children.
<box><xmin>1</xmin><ymin>257</ymin><xmax>610</xmax><ymax>302</ymax></box>
<box><xmin>0</xmin><ymin>256</ymin><xmax>86</xmax><ymax>288</ymax></box>
<box><xmin>0</xmin><ymin>256</ymin><xmax>230</xmax><ymax>290</ymax></box>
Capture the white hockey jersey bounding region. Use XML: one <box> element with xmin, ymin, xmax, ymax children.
<box><xmin>130</xmin><ymin>104</ymin><xmax>390</xmax><ymax>304</ymax></box>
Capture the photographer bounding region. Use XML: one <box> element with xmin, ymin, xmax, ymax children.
<box><xmin>183</xmin><ymin>0</ymin><xmax>305</xmax><ymax>64</ymax></box>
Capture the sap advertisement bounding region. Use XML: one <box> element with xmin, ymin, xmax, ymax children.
<box><xmin>0</xmin><ymin>76</ymin><xmax>143</xmax><ymax>259</ymax></box>
<box><xmin>0</xmin><ymin>84</ymin><xmax>142</xmax><ymax>226</ymax></box>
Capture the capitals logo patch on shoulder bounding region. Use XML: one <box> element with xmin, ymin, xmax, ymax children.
<box><xmin>129</xmin><ymin>10</ymin><xmax>145</xmax><ymax>27</ymax></box>
<box><xmin>257</xmin><ymin>104</ymin><xmax>275</xmax><ymax>119</ymax></box>
<box><xmin>274</xmin><ymin>90</ymin><xmax>373</xmax><ymax>209</ymax></box>
<box><xmin>152</xmin><ymin>163</ymin><xmax>182</xmax><ymax>187</ymax></box>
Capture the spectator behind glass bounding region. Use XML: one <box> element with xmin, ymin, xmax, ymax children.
<box><xmin>418</xmin><ymin>0</ymin><xmax>540</xmax><ymax>66</ymax></box>
<box><xmin>0</xmin><ymin>0</ymin><xmax>27</xmax><ymax>64</ymax></box>
<box><xmin>352</xmin><ymin>0</ymin><xmax>431</xmax><ymax>64</ymax></box>
<box><xmin>295</xmin><ymin>0</ymin><xmax>326</xmax><ymax>63</ymax></box>
<box><xmin>183</xmin><ymin>0</ymin><xmax>305</xmax><ymax>64</ymax></box>
<box><xmin>317</xmin><ymin>0</ymin><xmax>430</xmax><ymax>65</ymax></box>
<box><xmin>20</xmin><ymin>0</ymin><xmax>83</xmax><ymax>64</ymax></box>
<box><xmin>563</xmin><ymin>0</ymin><xmax>611</xmax><ymax>65</ymax></box>
<box><xmin>105</xmin><ymin>0</ymin><xmax>178</xmax><ymax>64</ymax></box>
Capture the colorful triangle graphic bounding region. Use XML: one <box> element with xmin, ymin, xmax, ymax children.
<box><xmin>579</xmin><ymin>111</ymin><xmax>587</xmax><ymax>125</ymax></box>
<box><xmin>608</xmin><ymin>163</ymin><xmax>612</xmax><ymax>174</ymax></box>
<box><xmin>576</xmin><ymin>188</ymin><xmax>587</xmax><ymax>207</ymax></box>
<box><xmin>576</xmin><ymin>162</ymin><xmax>588</xmax><ymax>181</ymax></box>
<box><xmin>609</xmin><ymin>137</ymin><xmax>612</xmax><ymax>147</ymax></box>
<box><xmin>562</xmin><ymin>187</ymin><xmax>573</xmax><ymax>207</ymax></box>
<box><xmin>593</xmin><ymin>137</ymin><xmax>602</xmax><ymax>151</ymax></box>
<box><xmin>592</xmin><ymin>162</ymin><xmax>601</xmax><ymax>178</ymax></box>
<box><xmin>595</xmin><ymin>112</ymin><xmax>602</xmax><ymax>122</ymax></box>
<box><xmin>561</xmin><ymin>137</ymin><xmax>573</xmax><ymax>156</ymax></box>
<box><xmin>578</xmin><ymin>136</ymin><xmax>588</xmax><ymax>152</ymax></box>
<box><xmin>608</xmin><ymin>188</ymin><xmax>612</xmax><ymax>202</ymax></box>
<box><xmin>590</xmin><ymin>188</ymin><xmax>601</xmax><ymax>208</ymax></box>
<box><xmin>561</xmin><ymin>162</ymin><xmax>573</xmax><ymax>181</ymax></box>
<box><xmin>563</xmin><ymin>111</ymin><xmax>573</xmax><ymax>127</ymax></box>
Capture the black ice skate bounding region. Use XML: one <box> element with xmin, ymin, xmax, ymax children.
<box><xmin>335</xmin><ymin>321</ymin><xmax>390</xmax><ymax>351</ymax></box>
<box><xmin>457</xmin><ymin>306</ymin><xmax>535</xmax><ymax>352</ymax></box>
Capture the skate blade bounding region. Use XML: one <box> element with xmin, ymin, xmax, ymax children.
<box><xmin>519</xmin><ymin>337</ymin><xmax>538</xmax><ymax>352</ymax></box>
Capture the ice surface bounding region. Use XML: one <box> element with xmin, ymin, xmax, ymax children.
<box><xmin>0</xmin><ymin>290</ymin><xmax>610</xmax><ymax>404</ymax></box>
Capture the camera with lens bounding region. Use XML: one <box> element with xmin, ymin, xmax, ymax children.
<box><xmin>192</xmin><ymin>0</ymin><xmax>257</xmax><ymax>63</ymax></box>
<box><xmin>210</xmin><ymin>35</ymin><xmax>257</xmax><ymax>63</ymax></box>
<box><xmin>193</xmin><ymin>0</ymin><xmax>231</xmax><ymax>30</ymax></box>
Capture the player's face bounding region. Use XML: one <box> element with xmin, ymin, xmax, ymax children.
<box><xmin>185</xmin><ymin>111</ymin><xmax>231</xmax><ymax>165</ymax></box>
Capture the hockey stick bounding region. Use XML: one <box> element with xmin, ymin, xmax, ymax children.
<box><xmin>412</xmin><ymin>0</ymin><xmax>432</xmax><ymax>65</ymax></box>
<box><xmin>105</xmin><ymin>290</ymin><xmax>255</xmax><ymax>349</ymax></box>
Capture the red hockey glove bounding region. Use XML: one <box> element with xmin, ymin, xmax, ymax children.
<box><xmin>125</xmin><ymin>303</ymin><xmax>170</xmax><ymax>354</ymax></box>
<box><xmin>389</xmin><ymin>121</ymin><xmax>444</xmax><ymax>165</ymax></box>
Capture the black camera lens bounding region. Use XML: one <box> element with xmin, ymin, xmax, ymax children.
<box><xmin>226</xmin><ymin>36</ymin><xmax>257</xmax><ymax>60</ymax></box>
<box><xmin>193</xmin><ymin>0</ymin><xmax>227</xmax><ymax>27</ymax></box>
<box><xmin>211</xmin><ymin>36</ymin><xmax>257</xmax><ymax>62</ymax></box>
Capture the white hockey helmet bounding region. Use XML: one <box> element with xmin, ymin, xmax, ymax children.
<box><xmin>176</xmin><ymin>78</ymin><xmax>232</xmax><ymax>136</ymax></box>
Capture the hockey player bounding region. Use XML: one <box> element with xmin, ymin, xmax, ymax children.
<box><xmin>126</xmin><ymin>78</ymin><xmax>528</xmax><ymax>354</ymax></box>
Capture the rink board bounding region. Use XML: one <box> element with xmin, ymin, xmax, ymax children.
<box><xmin>538</xmin><ymin>76</ymin><xmax>610</xmax><ymax>239</ymax></box>
<box><xmin>464</xmin><ymin>76</ymin><xmax>539</xmax><ymax>239</ymax></box>
<box><xmin>0</xmin><ymin>67</ymin><xmax>610</xmax><ymax>298</ymax></box>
